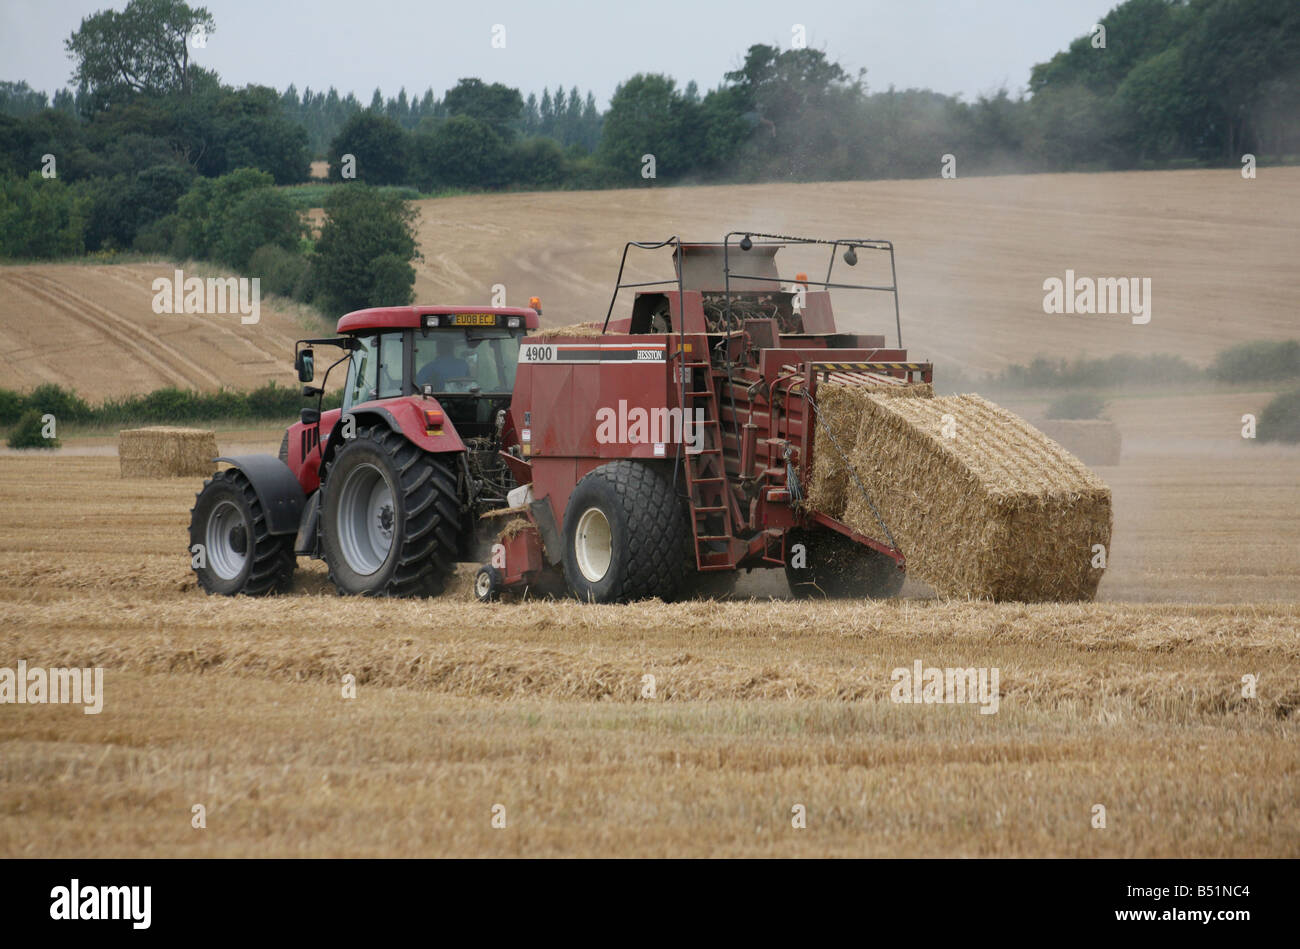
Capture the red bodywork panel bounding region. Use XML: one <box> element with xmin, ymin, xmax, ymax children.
<box><xmin>337</xmin><ymin>305</ymin><xmax>540</xmax><ymax>333</ymax></box>
<box><xmin>511</xmin><ymin>316</ymin><xmax>931</xmax><ymax>570</ymax></box>
<box><xmin>285</xmin><ymin>396</ymin><xmax>465</xmax><ymax>495</ymax></box>
<box><xmin>512</xmin><ymin>334</ymin><xmax>691</xmax><ymax>532</ymax></box>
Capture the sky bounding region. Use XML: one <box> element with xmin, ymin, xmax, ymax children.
<box><xmin>2</xmin><ymin>0</ymin><xmax>1119</xmax><ymax>106</ymax></box>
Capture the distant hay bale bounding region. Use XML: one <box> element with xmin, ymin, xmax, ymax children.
<box><xmin>119</xmin><ymin>427</ymin><xmax>217</xmax><ymax>478</ymax></box>
<box><xmin>806</xmin><ymin>382</ymin><xmax>933</xmax><ymax>515</ymax></box>
<box><xmin>816</xmin><ymin>391</ymin><xmax>1110</xmax><ymax>601</ymax></box>
<box><xmin>1035</xmin><ymin>419</ymin><xmax>1121</xmax><ymax>466</ymax></box>
<box><xmin>531</xmin><ymin>323</ymin><xmax>605</xmax><ymax>337</ymax></box>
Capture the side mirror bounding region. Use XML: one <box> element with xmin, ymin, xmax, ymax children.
<box><xmin>295</xmin><ymin>348</ymin><xmax>315</xmax><ymax>382</ymax></box>
<box><xmin>301</xmin><ymin>407</ymin><xmax>321</xmax><ymax>425</ymax></box>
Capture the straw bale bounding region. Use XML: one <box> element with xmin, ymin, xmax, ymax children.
<box><xmin>806</xmin><ymin>382</ymin><xmax>933</xmax><ymax>515</ymax></box>
<box><xmin>814</xmin><ymin>389</ymin><xmax>1110</xmax><ymax>601</ymax></box>
<box><xmin>119</xmin><ymin>427</ymin><xmax>217</xmax><ymax>478</ymax></box>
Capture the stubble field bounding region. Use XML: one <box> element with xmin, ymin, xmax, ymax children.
<box><xmin>1</xmin><ymin>168</ymin><xmax>1298</xmax><ymax>856</ymax></box>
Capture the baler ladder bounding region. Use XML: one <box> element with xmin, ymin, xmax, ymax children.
<box><xmin>681</xmin><ymin>357</ymin><xmax>736</xmax><ymax>570</ymax></box>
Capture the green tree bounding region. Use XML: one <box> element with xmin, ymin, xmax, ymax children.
<box><xmin>367</xmin><ymin>253</ymin><xmax>416</xmax><ymax>306</ymax></box>
<box><xmin>597</xmin><ymin>74</ymin><xmax>692</xmax><ymax>182</ymax></box>
<box><xmin>65</xmin><ymin>0</ymin><xmax>215</xmax><ymax>109</ymax></box>
<box><xmin>312</xmin><ymin>186</ymin><xmax>420</xmax><ymax>314</ymax></box>
<box><xmin>443</xmin><ymin>79</ymin><xmax>524</xmax><ymax>139</ymax></box>
<box><xmin>7</xmin><ymin>410</ymin><xmax>59</xmax><ymax>450</ymax></box>
<box><xmin>327</xmin><ymin>112</ymin><xmax>409</xmax><ymax>184</ymax></box>
<box><xmin>1258</xmin><ymin>388</ymin><xmax>1300</xmax><ymax>443</ymax></box>
<box><xmin>0</xmin><ymin>173</ymin><xmax>87</xmax><ymax>258</ymax></box>
<box><xmin>212</xmin><ymin>188</ymin><xmax>303</xmax><ymax>270</ymax></box>
<box><xmin>172</xmin><ymin>167</ymin><xmax>275</xmax><ymax>259</ymax></box>
<box><xmin>413</xmin><ymin>115</ymin><xmax>507</xmax><ymax>189</ymax></box>
<box><xmin>1180</xmin><ymin>0</ymin><xmax>1300</xmax><ymax>159</ymax></box>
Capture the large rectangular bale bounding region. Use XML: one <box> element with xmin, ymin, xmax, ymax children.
<box><xmin>1035</xmin><ymin>419</ymin><xmax>1121</xmax><ymax>466</ymax></box>
<box><xmin>838</xmin><ymin>393</ymin><xmax>1111</xmax><ymax>601</ymax></box>
<box><xmin>806</xmin><ymin>382</ymin><xmax>933</xmax><ymax>516</ymax></box>
<box><xmin>119</xmin><ymin>427</ymin><xmax>218</xmax><ymax>478</ymax></box>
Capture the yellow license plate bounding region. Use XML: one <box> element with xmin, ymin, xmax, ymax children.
<box><xmin>453</xmin><ymin>313</ymin><xmax>497</xmax><ymax>325</ymax></box>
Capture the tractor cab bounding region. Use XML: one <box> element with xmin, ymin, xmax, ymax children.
<box><xmin>336</xmin><ymin>310</ymin><xmax>530</xmax><ymax>441</ymax></box>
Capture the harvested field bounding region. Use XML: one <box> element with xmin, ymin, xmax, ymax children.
<box><xmin>1035</xmin><ymin>419</ymin><xmax>1122</xmax><ymax>466</ymax></box>
<box><xmin>2</xmin><ymin>167</ymin><xmax>1298</xmax><ymax>858</ymax></box>
<box><xmin>407</xmin><ymin>169</ymin><xmax>1300</xmax><ymax>374</ymax></box>
<box><xmin>529</xmin><ymin>323</ymin><xmax>605</xmax><ymax>337</ymax></box>
<box><xmin>0</xmin><ymin>262</ymin><xmax>323</xmax><ymax>400</ymax></box>
<box><xmin>0</xmin><ymin>448</ymin><xmax>1297</xmax><ymax>857</ymax></box>
<box><xmin>118</xmin><ymin>427</ymin><xmax>218</xmax><ymax>478</ymax></box>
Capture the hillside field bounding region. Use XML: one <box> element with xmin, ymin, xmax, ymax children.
<box><xmin>1</xmin><ymin>169</ymin><xmax>1297</xmax><ymax>857</ymax></box>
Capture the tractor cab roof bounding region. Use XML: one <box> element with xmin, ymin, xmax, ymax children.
<box><xmin>336</xmin><ymin>305</ymin><xmax>540</xmax><ymax>334</ymax></box>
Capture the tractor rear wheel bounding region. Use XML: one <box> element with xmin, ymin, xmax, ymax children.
<box><xmin>189</xmin><ymin>468</ymin><xmax>296</xmax><ymax>596</ymax></box>
<box><xmin>784</xmin><ymin>528</ymin><xmax>904</xmax><ymax>599</ymax></box>
<box><xmin>561</xmin><ymin>461</ymin><xmax>690</xmax><ymax>603</ymax></box>
<box><xmin>320</xmin><ymin>424</ymin><xmax>461</xmax><ymax>597</ymax></box>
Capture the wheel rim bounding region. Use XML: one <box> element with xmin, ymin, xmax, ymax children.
<box><xmin>206</xmin><ymin>499</ymin><xmax>249</xmax><ymax>581</ymax></box>
<box><xmin>337</xmin><ymin>462</ymin><xmax>396</xmax><ymax>576</ymax></box>
<box><xmin>574</xmin><ymin>506</ymin><xmax>613</xmax><ymax>583</ymax></box>
<box><xmin>475</xmin><ymin>570</ymin><xmax>494</xmax><ymax>599</ymax></box>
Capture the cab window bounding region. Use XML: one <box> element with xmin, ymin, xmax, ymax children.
<box><xmin>344</xmin><ymin>335</ymin><xmax>378</xmax><ymax>411</ymax></box>
<box><xmin>413</xmin><ymin>330</ymin><xmax>520</xmax><ymax>394</ymax></box>
<box><xmin>343</xmin><ymin>331</ymin><xmax>407</xmax><ymax>409</ymax></box>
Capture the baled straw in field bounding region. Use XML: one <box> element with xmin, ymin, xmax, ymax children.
<box><xmin>806</xmin><ymin>382</ymin><xmax>933</xmax><ymax>515</ymax></box>
<box><xmin>118</xmin><ymin>427</ymin><xmax>218</xmax><ymax>478</ymax></box>
<box><xmin>1034</xmin><ymin>419</ymin><xmax>1122</xmax><ymax>466</ymax></box>
<box><xmin>813</xmin><ymin>388</ymin><xmax>1111</xmax><ymax>601</ymax></box>
<box><xmin>530</xmin><ymin>323</ymin><xmax>605</xmax><ymax>337</ymax></box>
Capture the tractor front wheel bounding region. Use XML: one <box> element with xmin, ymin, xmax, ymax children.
<box><xmin>561</xmin><ymin>461</ymin><xmax>690</xmax><ymax>603</ymax></box>
<box><xmin>189</xmin><ymin>468</ymin><xmax>296</xmax><ymax>596</ymax></box>
<box><xmin>320</xmin><ymin>425</ymin><xmax>461</xmax><ymax>596</ymax></box>
<box><xmin>784</xmin><ymin>528</ymin><xmax>904</xmax><ymax>599</ymax></box>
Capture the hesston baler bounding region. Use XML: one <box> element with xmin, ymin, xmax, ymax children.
<box><xmin>486</xmin><ymin>233</ymin><xmax>929</xmax><ymax>602</ymax></box>
<box><xmin>188</xmin><ymin>232</ymin><xmax>931</xmax><ymax>602</ymax></box>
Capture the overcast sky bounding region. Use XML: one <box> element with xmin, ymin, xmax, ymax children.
<box><xmin>3</xmin><ymin>0</ymin><xmax>1118</xmax><ymax>106</ymax></box>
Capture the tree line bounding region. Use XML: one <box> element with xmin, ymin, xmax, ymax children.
<box><xmin>1</xmin><ymin>0</ymin><xmax>1296</xmax><ymax>264</ymax></box>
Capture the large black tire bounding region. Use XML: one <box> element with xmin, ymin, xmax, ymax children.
<box><xmin>784</xmin><ymin>528</ymin><xmax>905</xmax><ymax>599</ymax></box>
<box><xmin>561</xmin><ymin>461</ymin><xmax>691</xmax><ymax>603</ymax></box>
<box><xmin>189</xmin><ymin>468</ymin><xmax>296</xmax><ymax>596</ymax></box>
<box><xmin>320</xmin><ymin>424</ymin><xmax>460</xmax><ymax>597</ymax></box>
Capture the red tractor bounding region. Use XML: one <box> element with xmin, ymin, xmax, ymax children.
<box><xmin>189</xmin><ymin>305</ymin><xmax>539</xmax><ymax>597</ymax></box>
<box><xmin>190</xmin><ymin>232</ymin><xmax>932</xmax><ymax>603</ymax></box>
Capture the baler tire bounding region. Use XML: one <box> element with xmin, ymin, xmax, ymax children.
<box><xmin>784</xmin><ymin>528</ymin><xmax>904</xmax><ymax>599</ymax></box>
<box><xmin>320</xmin><ymin>424</ymin><xmax>460</xmax><ymax>597</ymax></box>
<box><xmin>189</xmin><ymin>468</ymin><xmax>297</xmax><ymax>596</ymax></box>
<box><xmin>561</xmin><ymin>460</ymin><xmax>691</xmax><ymax>603</ymax></box>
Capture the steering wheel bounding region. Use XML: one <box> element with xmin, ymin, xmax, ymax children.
<box><xmin>440</xmin><ymin>376</ymin><xmax>477</xmax><ymax>393</ymax></box>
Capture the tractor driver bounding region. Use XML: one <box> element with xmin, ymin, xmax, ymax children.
<box><xmin>417</xmin><ymin>335</ymin><xmax>470</xmax><ymax>391</ymax></box>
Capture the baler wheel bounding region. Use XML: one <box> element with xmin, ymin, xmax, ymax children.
<box><xmin>784</xmin><ymin>528</ymin><xmax>904</xmax><ymax>599</ymax></box>
<box><xmin>320</xmin><ymin>424</ymin><xmax>460</xmax><ymax>597</ymax></box>
<box><xmin>561</xmin><ymin>461</ymin><xmax>691</xmax><ymax>603</ymax></box>
<box><xmin>474</xmin><ymin>565</ymin><xmax>502</xmax><ymax>602</ymax></box>
<box><xmin>189</xmin><ymin>468</ymin><xmax>296</xmax><ymax>596</ymax></box>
